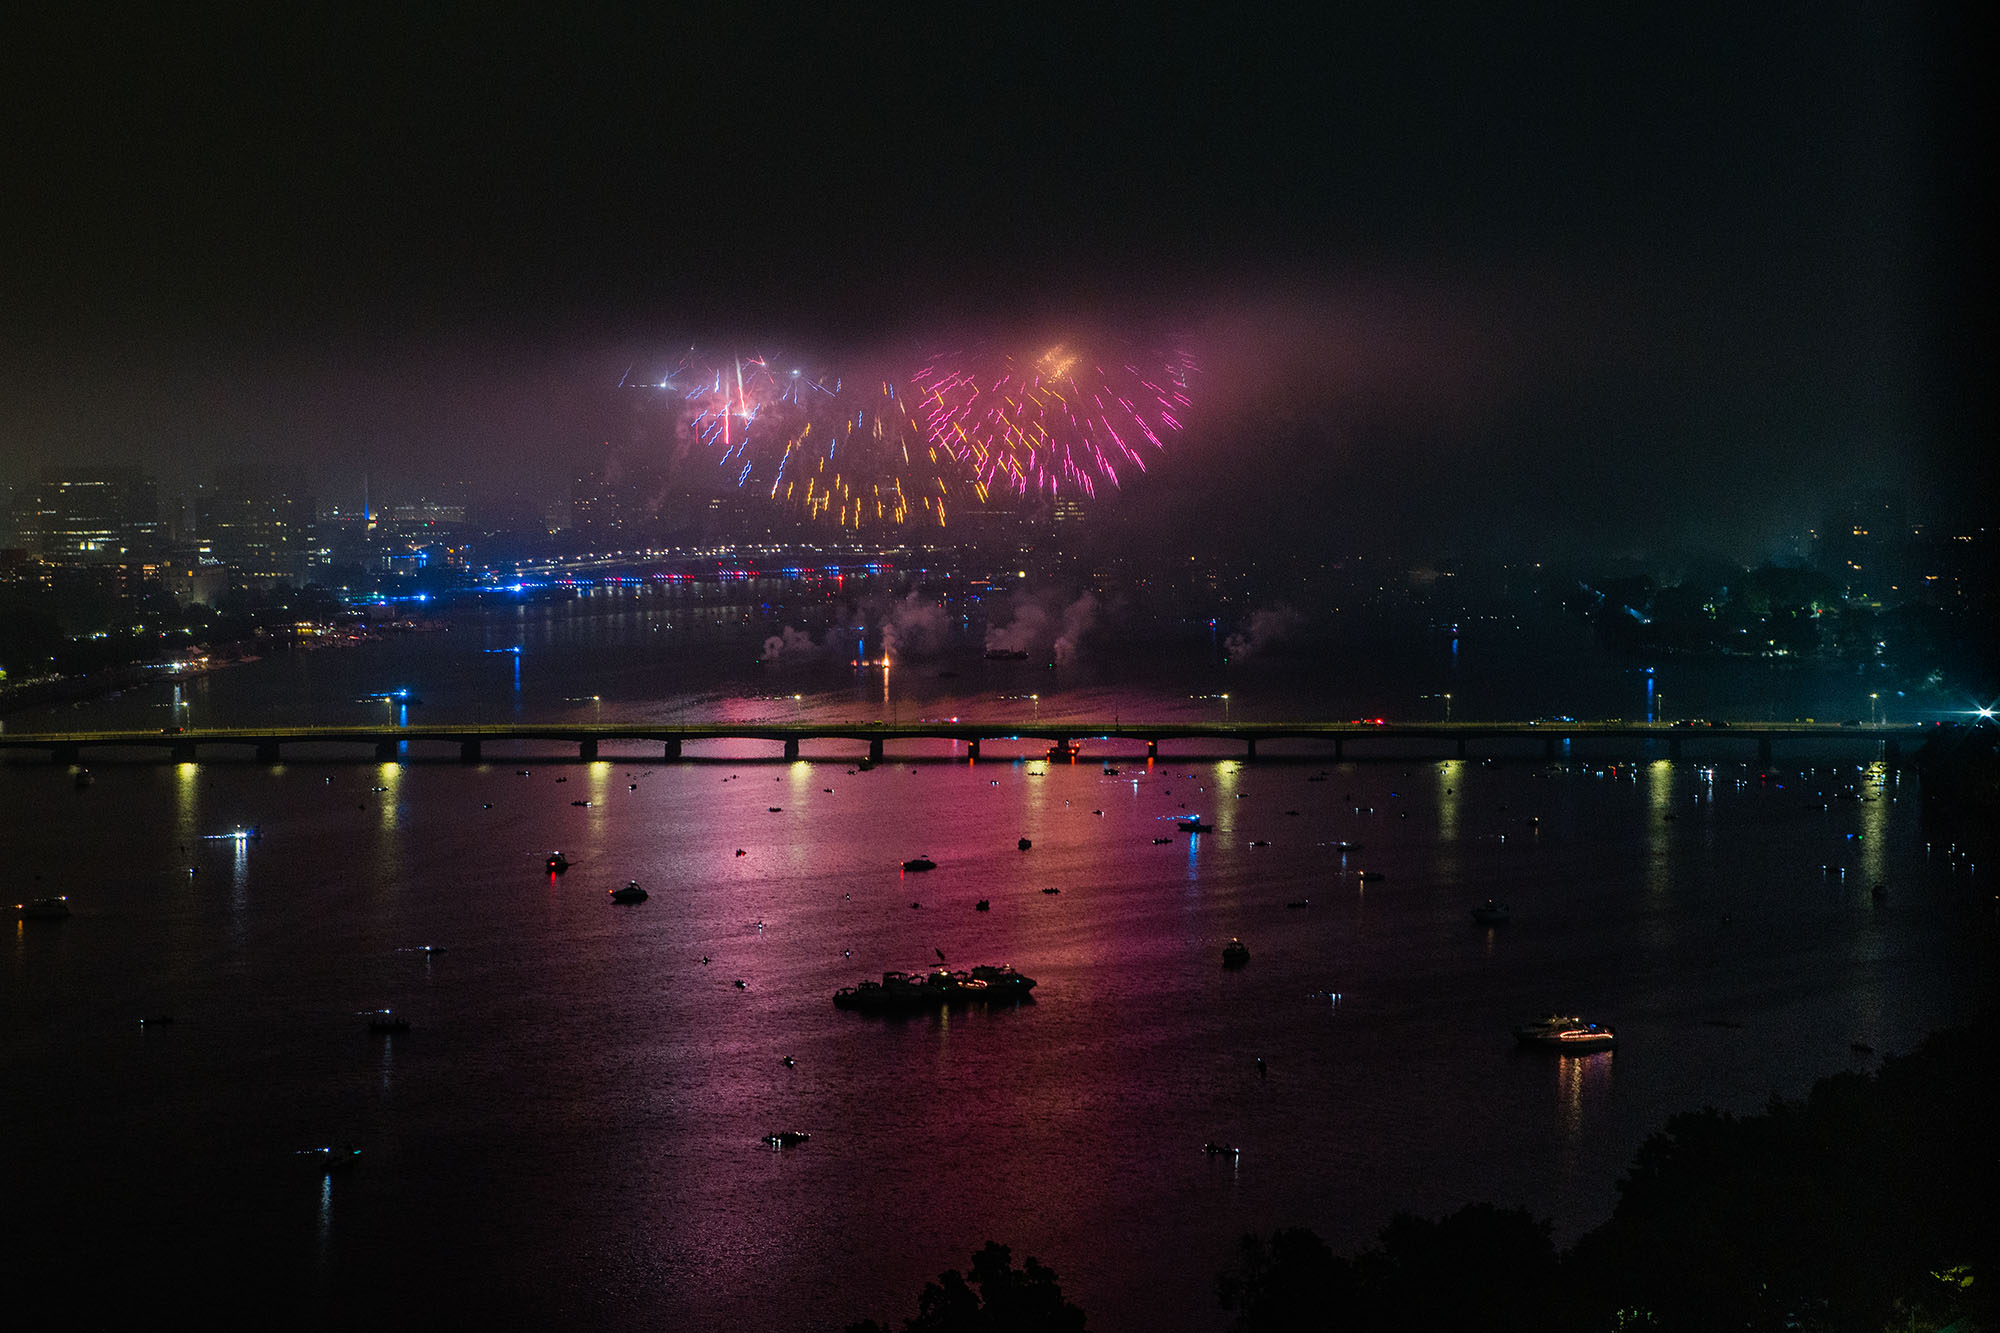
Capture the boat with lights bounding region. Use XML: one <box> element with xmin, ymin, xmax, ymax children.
<box><xmin>833</xmin><ymin>964</ymin><xmax>1035</xmax><ymax>1013</ymax></box>
<box><xmin>17</xmin><ymin>896</ymin><xmax>71</xmax><ymax>920</ymax></box>
<box><xmin>1471</xmin><ymin>900</ymin><xmax>1511</xmax><ymax>924</ymax></box>
<box><xmin>1513</xmin><ymin>1015</ymin><xmax>1615</xmax><ymax>1051</ymax></box>
<box><xmin>609</xmin><ymin>881</ymin><xmax>648</xmax><ymax>904</ymax></box>
<box><xmin>1222</xmin><ymin>938</ymin><xmax>1250</xmax><ymax>968</ymax></box>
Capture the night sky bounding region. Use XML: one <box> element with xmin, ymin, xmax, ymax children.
<box><xmin>3</xmin><ymin>4</ymin><xmax>1989</xmax><ymax>558</ymax></box>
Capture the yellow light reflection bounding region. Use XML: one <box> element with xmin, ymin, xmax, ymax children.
<box><xmin>1645</xmin><ymin>760</ymin><xmax>1673</xmax><ymax>899</ymax></box>
<box><xmin>1858</xmin><ymin>761</ymin><xmax>1888</xmax><ymax>890</ymax></box>
<box><xmin>376</xmin><ymin>762</ymin><xmax>402</xmax><ymax>834</ymax></box>
<box><xmin>1556</xmin><ymin>1050</ymin><xmax>1614</xmax><ymax>1158</ymax></box>
<box><xmin>174</xmin><ymin>761</ymin><xmax>200</xmax><ymax>848</ymax></box>
<box><xmin>1213</xmin><ymin>761</ymin><xmax>1239</xmax><ymax>832</ymax></box>
<box><xmin>1436</xmin><ymin>760</ymin><xmax>1463</xmax><ymax>843</ymax></box>
<box><xmin>587</xmin><ymin>760</ymin><xmax>611</xmax><ymax>818</ymax></box>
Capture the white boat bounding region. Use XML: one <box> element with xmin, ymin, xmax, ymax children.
<box><xmin>1513</xmin><ymin>1015</ymin><xmax>1615</xmax><ymax>1051</ymax></box>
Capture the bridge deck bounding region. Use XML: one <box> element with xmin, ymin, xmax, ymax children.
<box><xmin>0</xmin><ymin>720</ymin><xmax>1930</xmax><ymax>764</ymax></box>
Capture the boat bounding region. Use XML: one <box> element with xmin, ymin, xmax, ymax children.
<box><xmin>901</xmin><ymin>856</ymin><xmax>937</xmax><ymax>872</ymax></box>
<box><xmin>1331</xmin><ymin>841</ymin><xmax>1363</xmax><ymax>853</ymax></box>
<box><xmin>975</xmin><ymin>899</ymin><xmax>990</xmax><ymax>911</ymax></box>
<box><xmin>1017</xmin><ymin>837</ymin><xmax>1032</xmax><ymax>851</ymax></box>
<box><xmin>1512</xmin><ymin>1015</ymin><xmax>1616</xmax><ymax>1051</ymax></box>
<box><xmin>966</xmin><ymin>963</ymin><xmax>1036</xmax><ymax>999</ymax></box>
<box><xmin>1202</xmin><ymin>1142</ymin><xmax>1241</xmax><ymax>1156</ymax></box>
<box><xmin>609</xmin><ymin>881</ymin><xmax>648</xmax><ymax>903</ymax></box>
<box><xmin>1177</xmin><ymin>819</ymin><xmax>1214</xmax><ymax>834</ymax></box>
<box><xmin>17</xmin><ymin>897</ymin><xmax>71</xmax><ymax>920</ymax></box>
<box><xmin>74</xmin><ymin>769</ymin><xmax>94</xmax><ymax>789</ymax></box>
<box><xmin>834</xmin><ymin>964</ymin><xmax>1036</xmax><ymax>1013</ymax></box>
<box><xmin>1222</xmin><ymin>938</ymin><xmax>1250</xmax><ymax>968</ymax></box>
<box><xmin>1356</xmin><ymin>870</ymin><xmax>1384</xmax><ymax>882</ymax></box>
<box><xmin>295</xmin><ymin>1145</ymin><xmax>362</xmax><ymax>1173</ymax></box>
<box><xmin>367</xmin><ymin>1011</ymin><xmax>410</xmax><ymax>1034</ymax></box>
<box><xmin>546</xmin><ymin>852</ymin><xmax>569</xmax><ymax>874</ymax></box>
<box><xmin>1471</xmin><ymin>900</ymin><xmax>1511</xmax><ymax>924</ymax></box>
<box><xmin>762</xmin><ymin>1130</ymin><xmax>811</xmax><ymax>1148</ymax></box>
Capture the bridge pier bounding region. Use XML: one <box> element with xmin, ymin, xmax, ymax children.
<box><xmin>1544</xmin><ymin>738</ymin><xmax>1557</xmax><ymax>759</ymax></box>
<box><xmin>1885</xmin><ymin>739</ymin><xmax>1900</xmax><ymax>766</ymax></box>
<box><xmin>1244</xmin><ymin>737</ymin><xmax>1257</xmax><ymax>760</ymax></box>
<box><xmin>966</xmin><ymin>739</ymin><xmax>980</xmax><ymax>761</ymax></box>
<box><xmin>375</xmin><ymin>740</ymin><xmax>398</xmax><ymax>761</ymax></box>
<box><xmin>171</xmin><ymin>743</ymin><xmax>196</xmax><ymax>763</ymax></box>
<box><xmin>663</xmin><ymin>738</ymin><xmax>681</xmax><ymax>760</ymax></box>
<box><xmin>460</xmin><ymin>740</ymin><xmax>481</xmax><ymax>763</ymax></box>
<box><xmin>579</xmin><ymin>739</ymin><xmax>598</xmax><ymax>761</ymax></box>
<box><xmin>1668</xmin><ymin>737</ymin><xmax>1682</xmax><ymax>760</ymax></box>
<box><xmin>868</xmin><ymin>738</ymin><xmax>883</xmax><ymax>761</ymax></box>
<box><xmin>1456</xmin><ymin>737</ymin><xmax>1467</xmax><ymax>759</ymax></box>
<box><xmin>1146</xmin><ymin>739</ymin><xmax>1157</xmax><ymax>760</ymax></box>
<box><xmin>256</xmin><ymin>741</ymin><xmax>280</xmax><ymax>763</ymax></box>
<box><xmin>1333</xmin><ymin>738</ymin><xmax>1343</xmax><ymax>761</ymax></box>
<box><xmin>1758</xmin><ymin>737</ymin><xmax>1772</xmax><ymax>767</ymax></box>
<box><xmin>784</xmin><ymin>738</ymin><xmax>800</xmax><ymax>760</ymax></box>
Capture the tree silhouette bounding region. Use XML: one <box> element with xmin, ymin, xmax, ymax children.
<box><xmin>846</xmin><ymin>1242</ymin><xmax>1087</xmax><ymax>1333</ymax></box>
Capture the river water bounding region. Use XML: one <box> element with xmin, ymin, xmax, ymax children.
<box><xmin>3</xmin><ymin>589</ymin><xmax>1989</xmax><ymax>1330</ymax></box>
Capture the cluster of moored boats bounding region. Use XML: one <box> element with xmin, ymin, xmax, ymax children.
<box><xmin>834</xmin><ymin>963</ymin><xmax>1036</xmax><ymax>1012</ymax></box>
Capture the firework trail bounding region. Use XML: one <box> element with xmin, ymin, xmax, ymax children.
<box><xmin>628</xmin><ymin>339</ymin><xmax>1196</xmax><ymax>528</ymax></box>
<box><xmin>912</xmin><ymin>341</ymin><xmax>1197</xmax><ymax>501</ymax></box>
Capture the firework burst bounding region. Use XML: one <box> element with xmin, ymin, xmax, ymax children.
<box><xmin>912</xmin><ymin>341</ymin><xmax>1197</xmax><ymax>501</ymax></box>
<box><xmin>627</xmin><ymin>338</ymin><xmax>1196</xmax><ymax>528</ymax></box>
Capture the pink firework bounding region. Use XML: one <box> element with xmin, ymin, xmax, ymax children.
<box><xmin>910</xmin><ymin>341</ymin><xmax>1197</xmax><ymax>501</ymax></box>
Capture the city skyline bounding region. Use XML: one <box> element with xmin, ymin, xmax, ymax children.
<box><xmin>3</xmin><ymin>6</ymin><xmax>1990</xmax><ymax>562</ymax></box>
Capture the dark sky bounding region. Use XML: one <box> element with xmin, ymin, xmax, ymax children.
<box><xmin>2</xmin><ymin>4</ymin><xmax>1988</xmax><ymax>559</ymax></box>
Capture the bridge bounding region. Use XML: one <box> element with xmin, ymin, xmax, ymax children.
<box><xmin>0</xmin><ymin>720</ymin><xmax>1932</xmax><ymax>767</ymax></box>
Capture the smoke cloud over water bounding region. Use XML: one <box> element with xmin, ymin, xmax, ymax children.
<box><xmin>1225</xmin><ymin>606</ymin><xmax>1303</xmax><ymax>660</ymax></box>
<box><xmin>758</xmin><ymin>626</ymin><xmax>824</xmax><ymax>662</ymax></box>
<box><xmin>986</xmin><ymin>592</ymin><xmax>1100</xmax><ymax>665</ymax></box>
<box><xmin>877</xmin><ymin>592</ymin><xmax>951</xmax><ymax>661</ymax></box>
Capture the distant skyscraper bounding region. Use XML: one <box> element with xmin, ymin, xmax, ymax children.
<box><xmin>198</xmin><ymin>465</ymin><xmax>313</xmax><ymax>583</ymax></box>
<box><xmin>33</xmin><ymin>466</ymin><xmax>161</xmax><ymax>566</ymax></box>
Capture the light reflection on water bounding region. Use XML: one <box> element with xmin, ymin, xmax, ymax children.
<box><xmin>1</xmin><ymin>613</ymin><xmax>1985</xmax><ymax>1331</ymax></box>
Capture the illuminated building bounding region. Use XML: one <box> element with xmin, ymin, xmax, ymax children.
<box><xmin>30</xmin><ymin>466</ymin><xmax>161</xmax><ymax>567</ymax></box>
<box><xmin>197</xmin><ymin>466</ymin><xmax>314</xmax><ymax>585</ymax></box>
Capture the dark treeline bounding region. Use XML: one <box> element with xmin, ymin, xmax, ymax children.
<box><xmin>852</xmin><ymin>1021</ymin><xmax>1993</xmax><ymax>1332</ymax></box>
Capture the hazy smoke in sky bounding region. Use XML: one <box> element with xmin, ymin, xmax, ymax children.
<box><xmin>1224</xmin><ymin>606</ymin><xmax>1303</xmax><ymax>660</ymax></box>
